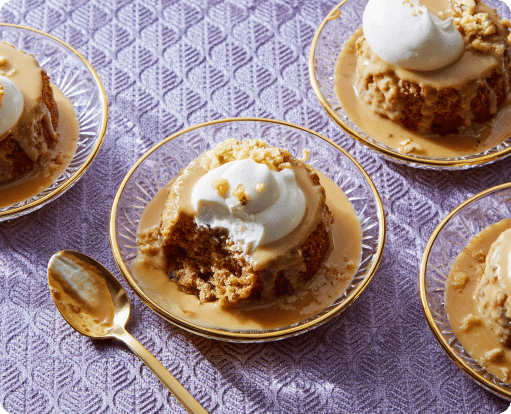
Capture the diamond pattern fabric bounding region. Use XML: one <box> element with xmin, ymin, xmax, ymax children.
<box><xmin>1</xmin><ymin>0</ymin><xmax>511</xmax><ymax>412</ymax></box>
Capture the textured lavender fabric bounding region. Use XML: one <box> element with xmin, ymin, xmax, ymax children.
<box><xmin>1</xmin><ymin>0</ymin><xmax>511</xmax><ymax>413</ymax></box>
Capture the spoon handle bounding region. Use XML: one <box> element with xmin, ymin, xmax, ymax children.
<box><xmin>116</xmin><ymin>329</ymin><xmax>209</xmax><ymax>414</ymax></box>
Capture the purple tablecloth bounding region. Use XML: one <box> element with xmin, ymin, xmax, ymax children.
<box><xmin>1</xmin><ymin>0</ymin><xmax>511</xmax><ymax>412</ymax></box>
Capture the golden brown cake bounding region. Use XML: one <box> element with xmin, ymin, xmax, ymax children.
<box><xmin>0</xmin><ymin>43</ymin><xmax>59</xmax><ymax>184</ymax></box>
<box><xmin>150</xmin><ymin>139</ymin><xmax>334</xmax><ymax>307</ymax></box>
<box><xmin>355</xmin><ymin>0</ymin><xmax>511</xmax><ymax>135</ymax></box>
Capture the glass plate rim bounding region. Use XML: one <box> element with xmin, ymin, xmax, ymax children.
<box><xmin>0</xmin><ymin>23</ymin><xmax>108</xmax><ymax>220</ymax></box>
<box><xmin>420</xmin><ymin>182</ymin><xmax>511</xmax><ymax>400</ymax></box>
<box><xmin>308</xmin><ymin>0</ymin><xmax>511</xmax><ymax>170</ymax></box>
<box><xmin>109</xmin><ymin>117</ymin><xmax>386</xmax><ymax>342</ymax></box>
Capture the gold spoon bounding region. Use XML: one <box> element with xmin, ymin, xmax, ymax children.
<box><xmin>47</xmin><ymin>249</ymin><xmax>208</xmax><ymax>414</ymax></box>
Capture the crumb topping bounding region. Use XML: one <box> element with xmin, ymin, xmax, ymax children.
<box><xmin>231</xmin><ymin>183</ymin><xmax>249</xmax><ymax>205</ymax></box>
<box><xmin>451</xmin><ymin>0</ymin><xmax>510</xmax><ymax>55</ymax></box>
<box><xmin>255</xmin><ymin>182</ymin><xmax>265</xmax><ymax>193</ymax></box>
<box><xmin>212</xmin><ymin>177</ymin><xmax>229</xmax><ymax>197</ymax></box>
<box><xmin>200</xmin><ymin>138</ymin><xmax>292</xmax><ymax>172</ymax></box>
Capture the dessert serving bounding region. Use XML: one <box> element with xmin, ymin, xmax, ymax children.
<box><xmin>445</xmin><ymin>219</ymin><xmax>511</xmax><ymax>383</ymax></box>
<box><xmin>333</xmin><ymin>0</ymin><xmax>511</xmax><ymax>158</ymax></box>
<box><xmin>130</xmin><ymin>138</ymin><xmax>363</xmax><ymax>331</ymax></box>
<box><xmin>0</xmin><ymin>42</ymin><xmax>79</xmax><ymax>207</ymax></box>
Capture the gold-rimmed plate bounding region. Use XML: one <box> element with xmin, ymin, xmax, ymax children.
<box><xmin>0</xmin><ymin>25</ymin><xmax>108</xmax><ymax>221</ymax></box>
<box><xmin>309</xmin><ymin>0</ymin><xmax>511</xmax><ymax>170</ymax></box>
<box><xmin>421</xmin><ymin>183</ymin><xmax>511</xmax><ymax>400</ymax></box>
<box><xmin>109</xmin><ymin>118</ymin><xmax>385</xmax><ymax>342</ymax></box>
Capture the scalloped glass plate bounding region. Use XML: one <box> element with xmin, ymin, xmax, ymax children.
<box><xmin>110</xmin><ymin>118</ymin><xmax>386</xmax><ymax>342</ymax></box>
<box><xmin>421</xmin><ymin>183</ymin><xmax>511</xmax><ymax>399</ymax></box>
<box><xmin>0</xmin><ymin>25</ymin><xmax>108</xmax><ymax>221</ymax></box>
<box><xmin>309</xmin><ymin>0</ymin><xmax>511</xmax><ymax>170</ymax></box>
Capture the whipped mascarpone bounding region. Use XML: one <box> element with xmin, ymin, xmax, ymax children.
<box><xmin>363</xmin><ymin>0</ymin><xmax>464</xmax><ymax>71</ymax></box>
<box><xmin>191</xmin><ymin>159</ymin><xmax>306</xmax><ymax>254</ymax></box>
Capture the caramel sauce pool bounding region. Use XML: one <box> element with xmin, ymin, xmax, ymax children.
<box><xmin>445</xmin><ymin>219</ymin><xmax>511</xmax><ymax>382</ymax></box>
<box><xmin>130</xmin><ymin>172</ymin><xmax>362</xmax><ymax>332</ymax></box>
<box><xmin>334</xmin><ymin>27</ymin><xmax>511</xmax><ymax>159</ymax></box>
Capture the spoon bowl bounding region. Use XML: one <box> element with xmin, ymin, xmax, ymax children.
<box><xmin>47</xmin><ymin>250</ymin><xmax>208</xmax><ymax>414</ymax></box>
<box><xmin>48</xmin><ymin>250</ymin><xmax>130</xmax><ymax>338</ymax></box>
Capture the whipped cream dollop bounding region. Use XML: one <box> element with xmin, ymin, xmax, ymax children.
<box><xmin>191</xmin><ymin>159</ymin><xmax>306</xmax><ymax>254</ymax></box>
<box><xmin>0</xmin><ymin>75</ymin><xmax>23</xmax><ymax>138</ymax></box>
<box><xmin>363</xmin><ymin>0</ymin><xmax>464</xmax><ymax>71</ymax></box>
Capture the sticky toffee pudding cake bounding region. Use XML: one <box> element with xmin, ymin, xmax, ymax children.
<box><xmin>355</xmin><ymin>0</ymin><xmax>511</xmax><ymax>135</ymax></box>
<box><xmin>335</xmin><ymin>0</ymin><xmax>511</xmax><ymax>157</ymax></box>
<box><xmin>0</xmin><ymin>43</ymin><xmax>59</xmax><ymax>183</ymax></box>
<box><xmin>0</xmin><ymin>42</ymin><xmax>79</xmax><ymax>208</ymax></box>
<box><xmin>132</xmin><ymin>139</ymin><xmax>363</xmax><ymax>331</ymax></box>
<box><xmin>140</xmin><ymin>139</ymin><xmax>333</xmax><ymax>307</ymax></box>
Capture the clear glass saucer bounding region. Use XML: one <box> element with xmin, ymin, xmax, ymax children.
<box><xmin>421</xmin><ymin>183</ymin><xmax>511</xmax><ymax>400</ymax></box>
<box><xmin>110</xmin><ymin>118</ymin><xmax>386</xmax><ymax>342</ymax></box>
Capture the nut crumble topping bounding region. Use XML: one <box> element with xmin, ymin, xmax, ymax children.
<box><xmin>212</xmin><ymin>177</ymin><xmax>229</xmax><ymax>197</ymax></box>
<box><xmin>231</xmin><ymin>183</ymin><xmax>249</xmax><ymax>205</ymax></box>
<box><xmin>200</xmin><ymin>138</ymin><xmax>292</xmax><ymax>172</ymax></box>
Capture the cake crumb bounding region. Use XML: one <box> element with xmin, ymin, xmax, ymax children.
<box><xmin>212</xmin><ymin>178</ymin><xmax>229</xmax><ymax>197</ymax></box>
<box><xmin>460</xmin><ymin>313</ymin><xmax>481</xmax><ymax>331</ymax></box>
<box><xmin>137</xmin><ymin>225</ymin><xmax>160</xmax><ymax>248</ymax></box>
<box><xmin>500</xmin><ymin>367</ymin><xmax>510</xmax><ymax>381</ymax></box>
<box><xmin>480</xmin><ymin>348</ymin><xmax>503</xmax><ymax>366</ymax></box>
<box><xmin>256</xmin><ymin>182</ymin><xmax>265</xmax><ymax>193</ymax></box>
<box><xmin>231</xmin><ymin>184</ymin><xmax>249</xmax><ymax>205</ymax></box>
<box><xmin>299</xmin><ymin>149</ymin><xmax>310</xmax><ymax>162</ymax></box>
<box><xmin>473</xmin><ymin>251</ymin><xmax>486</xmax><ymax>263</ymax></box>
<box><xmin>398</xmin><ymin>139</ymin><xmax>424</xmax><ymax>154</ymax></box>
<box><xmin>6</xmin><ymin>68</ymin><xmax>16</xmax><ymax>77</ymax></box>
<box><xmin>494</xmin><ymin>292</ymin><xmax>508</xmax><ymax>307</ymax></box>
<box><xmin>451</xmin><ymin>271</ymin><xmax>469</xmax><ymax>292</ymax></box>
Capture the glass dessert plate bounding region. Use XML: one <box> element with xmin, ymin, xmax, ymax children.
<box><xmin>0</xmin><ymin>24</ymin><xmax>108</xmax><ymax>221</ymax></box>
<box><xmin>420</xmin><ymin>183</ymin><xmax>511</xmax><ymax>400</ymax></box>
<box><xmin>110</xmin><ymin>118</ymin><xmax>386</xmax><ymax>342</ymax></box>
<box><xmin>309</xmin><ymin>0</ymin><xmax>511</xmax><ymax>170</ymax></box>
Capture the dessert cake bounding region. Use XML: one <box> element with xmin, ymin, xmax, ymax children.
<box><xmin>144</xmin><ymin>139</ymin><xmax>334</xmax><ymax>308</ymax></box>
<box><xmin>0</xmin><ymin>42</ymin><xmax>59</xmax><ymax>184</ymax></box>
<box><xmin>355</xmin><ymin>0</ymin><xmax>511</xmax><ymax>135</ymax></box>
